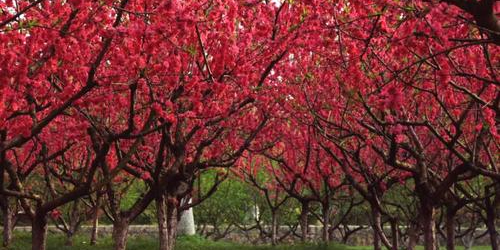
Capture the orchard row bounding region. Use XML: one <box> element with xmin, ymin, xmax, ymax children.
<box><xmin>0</xmin><ymin>1</ymin><xmax>498</xmax><ymax>250</ymax></box>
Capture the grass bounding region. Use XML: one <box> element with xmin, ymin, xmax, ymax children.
<box><xmin>0</xmin><ymin>233</ymin><xmax>492</xmax><ymax>250</ymax></box>
<box><xmin>345</xmin><ymin>247</ymin><xmax>492</xmax><ymax>250</ymax></box>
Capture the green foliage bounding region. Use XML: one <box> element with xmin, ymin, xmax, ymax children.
<box><xmin>194</xmin><ymin>173</ymin><xmax>257</xmax><ymax>226</ymax></box>
<box><xmin>381</xmin><ymin>182</ymin><xmax>416</xmax><ymax>220</ymax></box>
<box><xmin>119</xmin><ymin>181</ymin><xmax>156</xmax><ymax>224</ymax></box>
<box><xmin>193</xmin><ymin>170</ymin><xmax>303</xmax><ymax>229</ymax></box>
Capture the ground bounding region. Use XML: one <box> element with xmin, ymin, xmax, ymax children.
<box><xmin>0</xmin><ymin>234</ymin><xmax>491</xmax><ymax>250</ymax></box>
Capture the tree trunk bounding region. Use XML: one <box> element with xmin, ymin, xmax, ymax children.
<box><xmin>158</xmin><ymin>196</ymin><xmax>179</xmax><ymax>250</ymax></box>
<box><xmin>158</xmin><ymin>195</ymin><xmax>169</xmax><ymax>250</ymax></box>
<box><xmin>65</xmin><ymin>232</ymin><xmax>74</xmax><ymax>246</ymax></box>
<box><xmin>374</xmin><ymin>224</ymin><xmax>382</xmax><ymax>250</ymax></box>
<box><xmin>271</xmin><ymin>210</ymin><xmax>278</xmax><ymax>246</ymax></box>
<box><xmin>322</xmin><ymin>203</ymin><xmax>330</xmax><ymax>242</ymax></box>
<box><xmin>445</xmin><ymin>207</ymin><xmax>456</xmax><ymax>250</ymax></box>
<box><xmin>299</xmin><ymin>201</ymin><xmax>309</xmax><ymax>242</ymax></box>
<box><xmin>32</xmin><ymin>211</ymin><xmax>48</xmax><ymax>250</ymax></box>
<box><xmin>390</xmin><ymin>219</ymin><xmax>399</xmax><ymax>250</ymax></box>
<box><xmin>112</xmin><ymin>218</ymin><xmax>130</xmax><ymax>250</ymax></box>
<box><xmin>371</xmin><ymin>206</ymin><xmax>392</xmax><ymax>250</ymax></box>
<box><xmin>407</xmin><ymin>221</ymin><xmax>418</xmax><ymax>250</ymax></box>
<box><xmin>485</xmin><ymin>211</ymin><xmax>499</xmax><ymax>250</ymax></box>
<box><xmin>90</xmin><ymin>213</ymin><xmax>99</xmax><ymax>245</ymax></box>
<box><xmin>166</xmin><ymin>198</ymin><xmax>178</xmax><ymax>250</ymax></box>
<box><xmin>90</xmin><ymin>198</ymin><xmax>100</xmax><ymax>245</ymax></box>
<box><xmin>0</xmin><ymin>132</ymin><xmax>13</xmax><ymax>248</ymax></box>
<box><xmin>421</xmin><ymin>202</ymin><xmax>436</xmax><ymax>250</ymax></box>
<box><xmin>2</xmin><ymin>204</ymin><xmax>14</xmax><ymax>247</ymax></box>
<box><xmin>485</xmin><ymin>186</ymin><xmax>499</xmax><ymax>250</ymax></box>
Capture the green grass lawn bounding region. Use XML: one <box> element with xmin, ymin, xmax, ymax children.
<box><xmin>345</xmin><ymin>247</ymin><xmax>491</xmax><ymax>250</ymax></box>
<box><xmin>0</xmin><ymin>233</ymin><xmax>491</xmax><ymax>250</ymax></box>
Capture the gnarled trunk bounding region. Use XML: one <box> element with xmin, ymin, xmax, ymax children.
<box><xmin>32</xmin><ymin>211</ymin><xmax>48</xmax><ymax>250</ymax></box>
<box><xmin>112</xmin><ymin>218</ymin><xmax>130</xmax><ymax>250</ymax></box>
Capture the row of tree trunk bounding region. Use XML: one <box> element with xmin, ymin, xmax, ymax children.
<box><xmin>0</xmin><ymin>196</ymin><xmax>195</xmax><ymax>250</ymax></box>
<box><xmin>294</xmin><ymin>200</ymin><xmax>498</xmax><ymax>250</ymax></box>
<box><xmin>1</xmin><ymin>193</ymin><xmax>497</xmax><ymax>250</ymax></box>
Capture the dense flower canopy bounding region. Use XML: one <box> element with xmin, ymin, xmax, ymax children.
<box><xmin>0</xmin><ymin>1</ymin><xmax>498</xmax><ymax>250</ymax></box>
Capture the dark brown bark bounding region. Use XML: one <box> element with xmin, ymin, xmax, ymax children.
<box><xmin>2</xmin><ymin>204</ymin><xmax>14</xmax><ymax>247</ymax></box>
<box><xmin>299</xmin><ymin>201</ymin><xmax>309</xmax><ymax>242</ymax></box>
<box><xmin>271</xmin><ymin>210</ymin><xmax>278</xmax><ymax>245</ymax></box>
<box><xmin>485</xmin><ymin>199</ymin><xmax>499</xmax><ymax>250</ymax></box>
<box><xmin>421</xmin><ymin>202</ymin><xmax>436</xmax><ymax>250</ymax></box>
<box><xmin>321</xmin><ymin>203</ymin><xmax>330</xmax><ymax>242</ymax></box>
<box><xmin>112</xmin><ymin>219</ymin><xmax>130</xmax><ymax>250</ymax></box>
<box><xmin>484</xmin><ymin>184</ymin><xmax>499</xmax><ymax>250</ymax></box>
<box><xmin>486</xmin><ymin>217</ymin><xmax>499</xmax><ymax>250</ymax></box>
<box><xmin>371</xmin><ymin>206</ymin><xmax>392</xmax><ymax>250</ymax></box>
<box><xmin>390</xmin><ymin>219</ymin><xmax>399</xmax><ymax>250</ymax></box>
<box><xmin>445</xmin><ymin>207</ymin><xmax>456</xmax><ymax>250</ymax></box>
<box><xmin>374</xmin><ymin>224</ymin><xmax>382</xmax><ymax>250</ymax></box>
<box><xmin>32</xmin><ymin>211</ymin><xmax>48</xmax><ymax>250</ymax></box>
<box><xmin>443</xmin><ymin>0</ymin><xmax>500</xmax><ymax>44</ymax></box>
